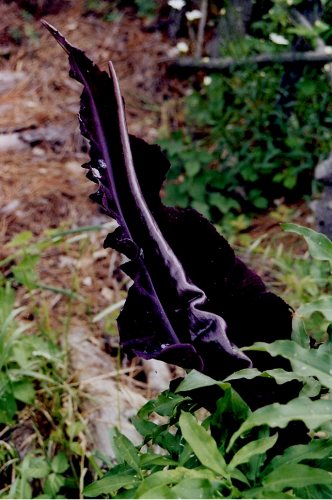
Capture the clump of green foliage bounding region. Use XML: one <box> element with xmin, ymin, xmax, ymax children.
<box><xmin>161</xmin><ymin>1</ymin><xmax>332</xmax><ymax>228</ymax></box>
<box><xmin>1</xmin><ymin>222</ymin><xmax>332</xmax><ymax>498</ymax></box>
<box><xmin>0</xmin><ymin>224</ymin><xmax>116</xmax><ymax>499</ymax></box>
<box><xmin>162</xmin><ymin>67</ymin><xmax>332</xmax><ymax>224</ymax></box>
<box><xmin>81</xmin><ymin>225</ymin><xmax>332</xmax><ymax>499</ymax></box>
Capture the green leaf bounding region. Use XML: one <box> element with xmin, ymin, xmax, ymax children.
<box><xmin>84</xmin><ymin>469</ymin><xmax>138</xmax><ymax>497</ymax></box>
<box><xmin>66</xmin><ymin>420</ymin><xmax>85</xmax><ymax>440</ymax></box>
<box><xmin>228</xmin><ymin>397</ymin><xmax>332</xmax><ymax>451</ymax></box>
<box><xmin>136</xmin><ymin>468</ymin><xmax>217</xmax><ymax>497</ymax></box>
<box><xmin>138</xmin><ymin>392</ymin><xmax>187</xmax><ymax>419</ymax></box>
<box><xmin>229</xmin><ymin>434</ymin><xmax>278</xmax><ymax>469</ymax></box>
<box><xmin>135</xmin><ymin>469</ymin><xmax>186</xmax><ymax>497</ymax></box>
<box><xmin>12</xmin><ymin>380</ymin><xmax>35</xmax><ymax>404</ymax></box>
<box><xmin>266</xmin><ymin>439</ymin><xmax>332</xmax><ymax>472</ymax></box>
<box><xmin>6</xmin><ymin>231</ymin><xmax>33</xmax><ymax>248</ymax></box>
<box><xmin>171</xmin><ymin>478</ymin><xmax>219</xmax><ymax>499</ymax></box>
<box><xmin>297</xmin><ymin>297</ymin><xmax>332</xmax><ymax>322</ymax></box>
<box><xmin>69</xmin><ymin>441</ymin><xmax>82</xmax><ymax>456</ymax></box>
<box><xmin>139</xmin><ymin>454</ymin><xmax>178</xmax><ymax>468</ymax></box>
<box><xmin>292</xmin><ymin>315</ymin><xmax>310</xmax><ymax>348</ymax></box>
<box><xmin>224</xmin><ymin>367</ymin><xmax>302</xmax><ymax>385</ymax></box>
<box><xmin>10</xmin><ymin>478</ymin><xmax>33</xmax><ymax>499</ymax></box>
<box><xmin>253</xmin><ymin>196</ymin><xmax>269</xmax><ymax>209</ymax></box>
<box><xmin>295</xmin><ymin>483</ymin><xmax>332</xmax><ymax>499</ymax></box>
<box><xmin>25</xmin><ymin>456</ymin><xmax>50</xmax><ymax>479</ymax></box>
<box><xmin>12</xmin><ymin>254</ymin><xmax>39</xmax><ymax>289</ymax></box>
<box><xmin>138</xmin><ymin>484</ymin><xmax>177</xmax><ymax>498</ymax></box>
<box><xmin>112</xmin><ymin>428</ymin><xmax>141</xmax><ymax>473</ymax></box>
<box><xmin>44</xmin><ymin>472</ymin><xmax>65</xmax><ymax>497</ymax></box>
<box><xmin>184</xmin><ymin>160</ymin><xmax>200</xmax><ymax>177</ymax></box>
<box><xmin>247</xmin><ymin>339</ymin><xmax>332</xmax><ymax>390</ymax></box>
<box><xmin>175</xmin><ymin>369</ymin><xmax>227</xmax><ymax>392</ymax></box>
<box><xmin>282</xmin><ymin>223</ymin><xmax>332</xmax><ymax>268</ymax></box>
<box><xmin>51</xmin><ymin>452</ymin><xmax>69</xmax><ymax>474</ymax></box>
<box><xmin>262</xmin><ymin>464</ymin><xmax>332</xmax><ymax>491</ymax></box>
<box><xmin>179</xmin><ymin>412</ymin><xmax>228</xmax><ymax>478</ymax></box>
<box><xmin>0</xmin><ymin>374</ymin><xmax>17</xmax><ymax>424</ymax></box>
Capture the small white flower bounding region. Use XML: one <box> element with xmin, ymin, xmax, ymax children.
<box><xmin>91</xmin><ymin>167</ymin><xmax>101</xmax><ymax>179</ymax></box>
<box><xmin>185</xmin><ymin>9</ymin><xmax>202</xmax><ymax>22</ymax></box>
<box><xmin>269</xmin><ymin>33</ymin><xmax>289</xmax><ymax>45</ymax></box>
<box><xmin>287</xmin><ymin>0</ymin><xmax>293</xmax><ymax>5</ymax></box>
<box><xmin>324</xmin><ymin>46</ymin><xmax>332</xmax><ymax>54</ymax></box>
<box><xmin>203</xmin><ymin>76</ymin><xmax>212</xmax><ymax>86</ymax></box>
<box><xmin>82</xmin><ymin>276</ymin><xmax>92</xmax><ymax>287</ymax></box>
<box><xmin>176</xmin><ymin>41</ymin><xmax>189</xmax><ymax>53</ymax></box>
<box><xmin>220</xmin><ymin>8</ymin><xmax>226</xmax><ymax>16</ymax></box>
<box><xmin>324</xmin><ymin>63</ymin><xmax>332</xmax><ymax>74</ymax></box>
<box><xmin>168</xmin><ymin>0</ymin><xmax>185</xmax><ymax>10</ymax></box>
<box><xmin>98</xmin><ymin>159</ymin><xmax>107</xmax><ymax>169</ymax></box>
<box><xmin>202</xmin><ymin>56</ymin><xmax>210</xmax><ymax>62</ymax></box>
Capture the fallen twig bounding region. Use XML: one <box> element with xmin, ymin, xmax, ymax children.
<box><xmin>172</xmin><ymin>49</ymin><xmax>332</xmax><ymax>73</ymax></box>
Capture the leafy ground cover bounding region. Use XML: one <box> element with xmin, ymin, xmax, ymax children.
<box><xmin>1</xmin><ymin>0</ymin><xmax>332</xmax><ymax>498</ymax></box>
<box><xmin>1</xmin><ymin>223</ymin><xmax>332</xmax><ymax>498</ymax></box>
<box><xmin>160</xmin><ymin>0</ymin><xmax>332</xmax><ymax>229</ymax></box>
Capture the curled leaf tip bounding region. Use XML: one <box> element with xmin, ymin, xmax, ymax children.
<box><xmin>41</xmin><ymin>19</ymin><xmax>71</xmax><ymax>54</ymax></box>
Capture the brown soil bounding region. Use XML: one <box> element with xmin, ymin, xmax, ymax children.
<box><xmin>0</xmin><ymin>1</ymin><xmax>182</xmax><ymax>243</ymax></box>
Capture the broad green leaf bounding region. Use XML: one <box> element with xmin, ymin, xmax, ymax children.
<box><xmin>297</xmin><ymin>297</ymin><xmax>332</xmax><ymax>322</ymax></box>
<box><xmin>10</xmin><ymin>477</ymin><xmax>33</xmax><ymax>499</ymax></box>
<box><xmin>12</xmin><ymin>380</ymin><xmax>35</xmax><ymax>404</ymax></box>
<box><xmin>44</xmin><ymin>472</ymin><xmax>65</xmax><ymax>497</ymax></box>
<box><xmin>262</xmin><ymin>463</ymin><xmax>332</xmax><ymax>491</ymax></box>
<box><xmin>138</xmin><ymin>485</ymin><xmax>177</xmax><ymax>498</ymax></box>
<box><xmin>179</xmin><ymin>411</ymin><xmax>228</xmax><ymax>478</ymax></box>
<box><xmin>24</xmin><ymin>456</ymin><xmax>50</xmax><ymax>479</ymax></box>
<box><xmin>135</xmin><ymin>467</ymin><xmax>217</xmax><ymax>497</ymax></box>
<box><xmin>229</xmin><ymin>434</ymin><xmax>278</xmax><ymax>469</ymax></box>
<box><xmin>229</xmin><ymin>467</ymin><xmax>250</xmax><ymax>486</ymax></box>
<box><xmin>139</xmin><ymin>454</ymin><xmax>178</xmax><ymax>468</ymax></box>
<box><xmin>295</xmin><ymin>483</ymin><xmax>332</xmax><ymax>499</ymax></box>
<box><xmin>51</xmin><ymin>452</ymin><xmax>69</xmax><ymax>474</ymax></box>
<box><xmin>243</xmin><ymin>486</ymin><xmax>297</xmax><ymax>498</ymax></box>
<box><xmin>228</xmin><ymin>397</ymin><xmax>332</xmax><ymax>451</ymax></box>
<box><xmin>84</xmin><ymin>470</ymin><xmax>138</xmax><ymax>497</ymax></box>
<box><xmin>131</xmin><ymin>415</ymin><xmax>157</xmax><ymax>439</ymax></box>
<box><xmin>292</xmin><ymin>315</ymin><xmax>310</xmax><ymax>348</ymax></box>
<box><xmin>247</xmin><ymin>340</ymin><xmax>332</xmax><ymax>390</ymax></box>
<box><xmin>171</xmin><ymin>478</ymin><xmax>220</xmax><ymax>499</ymax></box>
<box><xmin>225</xmin><ymin>367</ymin><xmax>303</xmax><ymax>385</ymax></box>
<box><xmin>135</xmin><ymin>469</ymin><xmax>189</xmax><ymax>497</ymax></box>
<box><xmin>224</xmin><ymin>368</ymin><xmax>262</xmax><ymax>382</ymax></box>
<box><xmin>175</xmin><ymin>369</ymin><xmax>227</xmax><ymax>392</ymax></box>
<box><xmin>138</xmin><ymin>392</ymin><xmax>187</xmax><ymax>418</ymax></box>
<box><xmin>184</xmin><ymin>160</ymin><xmax>200</xmax><ymax>177</ymax></box>
<box><xmin>266</xmin><ymin>439</ymin><xmax>332</xmax><ymax>472</ymax></box>
<box><xmin>112</xmin><ymin>428</ymin><xmax>141</xmax><ymax>473</ymax></box>
<box><xmin>282</xmin><ymin>223</ymin><xmax>332</xmax><ymax>267</ymax></box>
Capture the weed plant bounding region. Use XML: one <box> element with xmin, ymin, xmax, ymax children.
<box><xmin>82</xmin><ymin>225</ymin><xmax>332</xmax><ymax>499</ymax></box>
<box><xmin>1</xmin><ymin>222</ymin><xmax>332</xmax><ymax>498</ymax></box>
<box><xmin>160</xmin><ymin>1</ymin><xmax>332</xmax><ymax>227</ymax></box>
<box><xmin>0</xmin><ymin>223</ymin><xmax>117</xmax><ymax>498</ymax></box>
